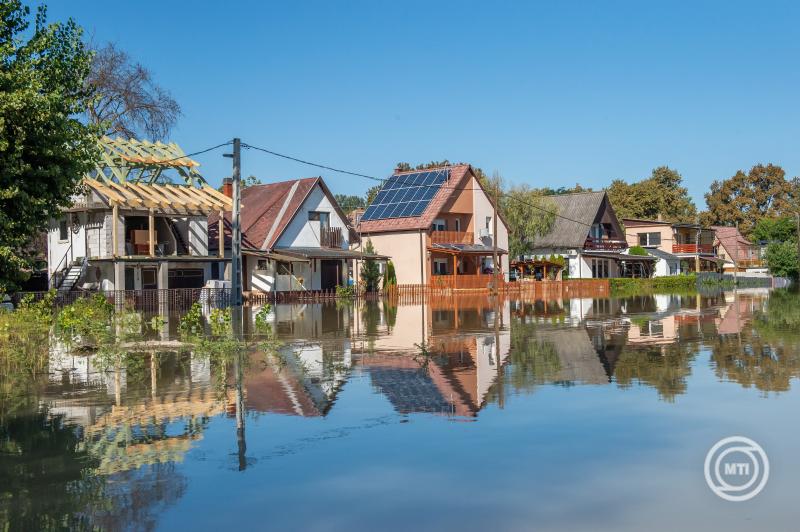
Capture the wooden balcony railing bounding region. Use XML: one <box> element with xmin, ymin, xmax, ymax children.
<box><xmin>673</xmin><ymin>243</ymin><xmax>714</xmax><ymax>254</ymax></box>
<box><xmin>430</xmin><ymin>230</ymin><xmax>475</xmax><ymax>245</ymax></box>
<box><xmin>584</xmin><ymin>238</ymin><xmax>627</xmax><ymax>251</ymax></box>
<box><xmin>735</xmin><ymin>258</ymin><xmax>765</xmax><ymax>268</ymax></box>
<box><xmin>320</xmin><ymin>227</ymin><xmax>343</xmax><ymax>248</ymax></box>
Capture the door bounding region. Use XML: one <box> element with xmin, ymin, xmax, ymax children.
<box><xmin>320</xmin><ymin>260</ymin><xmax>340</xmax><ymax>290</ymax></box>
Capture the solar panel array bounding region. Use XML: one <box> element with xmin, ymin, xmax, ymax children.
<box><xmin>361</xmin><ymin>169</ymin><xmax>449</xmax><ymax>221</ymax></box>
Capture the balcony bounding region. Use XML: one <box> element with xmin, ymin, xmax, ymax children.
<box><xmin>735</xmin><ymin>258</ymin><xmax>765</xmax><ymax>268</ymax></box>
<box><xmin>584</xmin><ymin>238</ymin><xmax>627</xmax><ymax>251</ymax></box>
<box><xmin>673</xmin><ymin>243</ymin><xmax>714</xmax><ymax>254</ymax></box>
<box><xmin>320</xmin><ymin>227</ymin><xmax>343</xmax><ymax>248</ymax></box>
<box><xmin>430</xmin><ymin>230</ymin><xmax>474</xmax><ymax>245</ymax></box>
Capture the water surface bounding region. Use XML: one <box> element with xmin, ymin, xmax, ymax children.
<box><xmin>2</xmin><ymin>289</ymin><xmax>800</xmax><ymax>531</ymax></box>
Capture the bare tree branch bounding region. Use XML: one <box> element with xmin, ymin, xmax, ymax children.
<box><xmin>86</xmin><ymin>43</ymin><xmax>181</xmax><ymax>140</ymax></box>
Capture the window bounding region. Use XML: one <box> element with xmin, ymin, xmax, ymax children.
<box><xmin>591</xmin><ymin>258</ymin><xmax>610</xmax><ymax>278</ymax></box>
<box><xmin>432</xmin><ymin>219</ymin><xmax>446</xmax><ymax>231</ymax></box>
<box><xmin>58</xmin><ymin>218</ymin><xmax>68</xmax><ymax>241</ymax></box>
<box><xmin>455</xmin><ymin>218</ymin><xmax>461</xmax><ymax>232</ymax></box>
<box><xmin>433</xmin><ymin>259</ymin><xmax>448</xmax><ymax>275</ymax></box>
<box><xmin>256</xmin><ymin>259</ymin><xmax>269</xmax><ymax>270</ymax></box>
<box><xmin>485</xmin><ymin>217</ymin><xmax>491</xmax><ymax>229</ymax></box>
<box><xmin>638</xmin><ymin>232</ymin><xmax>661</xmax><ymax>247</ymax></box>
<box><xmin>590</xmin><ymin>224</ymin><xmax>602</xmax><ymax>240</ymax></box>
<box><xmin>277</xmin><ymin>261</ymin><xmax>292</xmax><ymax>275</ymax></box>
<box><xmin>308</xmin><ymin>211</ymin><xmax>330</xmax><ymax>228</ymax></box>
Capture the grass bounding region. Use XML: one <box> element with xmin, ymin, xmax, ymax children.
<box><xmin>610</xmin><ymin>274</ymin><xmax>698</xmax><ymax>296</ymax></box>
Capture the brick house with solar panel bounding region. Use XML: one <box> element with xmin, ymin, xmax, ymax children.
<box><xmin>357</xmin><ymin>164</ymin><xmax>510</xmax><ymax>285</ymax></box>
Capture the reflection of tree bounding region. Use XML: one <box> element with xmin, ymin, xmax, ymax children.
<box><xmin>0</xmin><ymin>405</ymin><xmax>102</xmax><ymax>530</ymax></box>
<box><xmin>489</xmin><ymin>321</ymin><xmax>562</xmax><ymax>398</ymax></box>
<box><xmin>612</xmin><ymin>343</ymin><xmax>697</xmax><ymax>402</ymax></box>
<box><xmin>709</xmin><ymin>290</ymin><xmax>800</xmax><ymax>393</ymax></box>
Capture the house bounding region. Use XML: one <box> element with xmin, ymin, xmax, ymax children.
<box><xmin>529</xmin><ymin>191</ymin><xmax>654</xmax><ymax>278</ymax></box>
<box><xmin>357</xmin><ymin>164</ymin><xmax>510</xmax><ymax>284</ymax></box>
<box><xmin>47</xmin><ymin>137</ymin><xmax>231</xmax><ymax>293</ymax></box>
<box><xmin>209</xmin><ymin>176</ymin><xmax>386</xmax><ymax>293</ymax></box>
<box><xmin>623</xmin><ymin>218</ymin><xmax>722</xmax><ymax>275</ymax></box>
<box><xmin>711</xmin><ymin>225</ymin><xmax>766</xmax><ymax>272</ymax></box>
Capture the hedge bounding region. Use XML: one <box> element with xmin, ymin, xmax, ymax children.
<box><xmin>610</xmin><ymin>274</ymin><xmax>697</xmax><ymax>296</ymax></box>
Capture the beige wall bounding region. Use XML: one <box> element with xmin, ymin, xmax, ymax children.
<box><xmin>625</xmin><ymin>224</ymin><xmax>674</xmax><ymax>252</ymax></box>
<box><xmin>363</xmin><ymin>231</ymin><xmax>425</xmax><ymax>285</ymax></box>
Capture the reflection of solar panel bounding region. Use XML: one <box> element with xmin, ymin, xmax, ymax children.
<box><xmin>361</xmin><ymin>169</ymin><xmax>450</xmax><ymax>221</ymax></box>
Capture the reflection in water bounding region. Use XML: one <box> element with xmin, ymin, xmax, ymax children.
<box><xmin>3</xmin><ymin>287</ymin><xmax>800</xmax><ymax>529</ymax></box>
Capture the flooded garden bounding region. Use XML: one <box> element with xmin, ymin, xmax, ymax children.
<box><xmin>2</xmin><ymin>288</ymin><xmax>800</xmax><ymax>530</ymax></box>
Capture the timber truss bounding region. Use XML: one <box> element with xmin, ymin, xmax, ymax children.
<box><xmin>89</xmin><ymin>136</ymin><xmax>206</xmax><ymax>186</ymax></box>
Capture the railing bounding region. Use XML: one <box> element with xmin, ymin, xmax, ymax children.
<box><xmin>49</xmin><ymin>244</ymin><xmax>72</xmax><ymax>289</ymax></box>
<box><xmin>584</xmin><ymin>238</ymin><xmax>627</xmax><ymax>251</ymax></box>
<box><xmin>673</xmin><ymin>243</ymin><xmax>714</xmax><ymax>254</ymax></box>
<box><xmin>735</xmin><ymin>258</ymin><xmax>765</xmax><ymax>268</ymax></box>
<box><xmin>320</xmin><ymin>227</ymin><xmax>343</xmax><ymax>248</ymax></box>
<box><xmin>430</xmin><ymin>230</ymin><xmax>475</xmax><ymax>245</ymax></box>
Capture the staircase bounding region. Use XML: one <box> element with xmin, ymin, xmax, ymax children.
<box><xmin>166</xmin><ymin>219</ymin><xmax>189</xmax><ymax>254</ymax></box>
<box><xmin>57</xmin><ymin>259</ymin><xmax>85</xmax><ymax>292</ymax></box>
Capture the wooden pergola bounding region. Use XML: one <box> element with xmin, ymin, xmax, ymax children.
<box><xmin>77</xmin><ymin>136</ymin><xmax>232</xmax><ymax>258</ymax></box>
<box><xmin>511</xmin><ymin>258</ymin><xmax>564</xmax><ymax>281</ymax></box>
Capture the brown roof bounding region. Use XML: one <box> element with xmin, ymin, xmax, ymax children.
<box><xmin>358</xmin><ymin>164</ymin><xmax>476</xmax><ymax>234</ymax></box>
<box><xmin>210</xmin><ymin>177</ymin><xmax>347</xmax><ymax>251</ymax></box>
<box><xmin>712</xmin><ymin>225</ymin><xmax>755</xmax><ymax>259</ymax></box>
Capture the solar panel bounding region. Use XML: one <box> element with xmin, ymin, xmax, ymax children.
<box><xmin>360</xmin><ymin>169</ymin><xmax>450</xmax><ymax>222</ymax></box>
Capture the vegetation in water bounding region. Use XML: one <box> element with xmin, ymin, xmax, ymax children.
<box><xmin>610</xmin><ymin>274</ymin><xmax>697</xmax><ymax>296</ymax></box>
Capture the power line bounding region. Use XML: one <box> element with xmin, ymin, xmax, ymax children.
<box><xmin>240</xmin><ymin>141</ymin><xmax>593</xmax><ymax>228</ymax></box>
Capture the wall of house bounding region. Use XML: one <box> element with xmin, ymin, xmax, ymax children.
<box><xmin>364</xmin><ymin>231</ymin><xmax>424</xmax><ymax>285</ymax></box>
<box><xmin>277</xmin><ymin>185</ymin><xmax>349</xmax><ymax>249</ymax></box>
<box><xmin>568</xmin><ymin>253</ymin><xmax>620</xmax><ymax>279</ymax></box>
<box><xmin>625</xmin><ymin>224</ymin><xmax>675</xmax><ymax>252</ymax></box>
<box><xmin>471</xmin><ymin>176</ymin><xmax>510</xmax><ymax>275</ymax></box>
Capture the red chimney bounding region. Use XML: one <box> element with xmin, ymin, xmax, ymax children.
<box><xmin>222</xmin><ymin>177</ymin><xmax>233</xmax><ymax>198</ymax></box>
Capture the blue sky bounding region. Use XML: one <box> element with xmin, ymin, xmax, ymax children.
<box><xmin>43</xmin><ymin>0</ymin><xmax>800</xmax><ymax>207</ymax></box>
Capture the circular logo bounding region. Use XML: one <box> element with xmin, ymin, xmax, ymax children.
<box><xmin>704</xmin><ymin>436</ymin><xmax>769</xmax><ymax>502</ymax></box>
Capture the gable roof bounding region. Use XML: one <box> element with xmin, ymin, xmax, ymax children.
<box><xmin>531</xmin><ymin>191</ymin><xmax>610</xmax><ymax>249</ymax></box>
<box><xmin>358</xmin><ymin>164</ymin><xmax>507</xmax><ymax>234</ymax></box>
<box><xmin>209</xmin><ymin>176</ymin><xmax>350</xmax><ymax>251</ymax></box>
<box><xmin>711</xmin><ymin>225</ymin><xmax>755</xmax><ymax>258</ymax></box>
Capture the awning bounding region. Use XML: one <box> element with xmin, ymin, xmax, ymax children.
<box><xmin>273</xmin><ymin>247</ymin><xmax>389</xmax><ymax>260</ymax></box>
<box><xmin>243</xmin><ymin>249</ymin><xmax>310</xmax><ymax>262</ymax></box>
<box><xmin>430</xmin><ymin>243</ymin><xmax>508</xmax><ymax>255</ymax></box>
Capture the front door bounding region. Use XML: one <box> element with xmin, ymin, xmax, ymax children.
<box><xmin>320</xmin><ymin>260</ymin><xmax>340</xmax><ymax>290</ymax></box>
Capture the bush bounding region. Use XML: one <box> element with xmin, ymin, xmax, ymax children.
<box><xmin>383</xmin><ymin>260</ymin><xmax>397</xmax><ymax>288</ymax></box>
<box><xmin>335</xmin><ymin>285</ymin><xmax>355</xmax><ymax>299</ymax></box>
<box><xmin>610</xmin><ymin>274</ymin><xmax>697</xmax><ymax>296</ymax></box>
<box><xmin>765</xmin><ymin>241</ymin><xmax>799</xmax><ymax>279</ymax></box>
<box><xmin>628</xmin><ymin>245</ymin><xmax>649</xmax><ymax>256</ymax></box>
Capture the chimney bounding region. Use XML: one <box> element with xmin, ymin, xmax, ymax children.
<box><xmin>656</xmin><ymin>213</ymin><xmax>663</xmax><ymax>222</ymax></box>
<box><xmin>222</xmin><ymin>177</ymin><xmax>233</xmax><ymax>198</ymax></box>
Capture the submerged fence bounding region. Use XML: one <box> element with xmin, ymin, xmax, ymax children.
<box><xmin>10</xmin><ymin>279</ymin><xmax>611</xmax><ymax>311</ymax></box>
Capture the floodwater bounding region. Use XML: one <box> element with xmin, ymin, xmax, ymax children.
<box><xmin>3</xmin><ymin>289</ymin><xmax>800</xmax><ymax>531</ymax></box>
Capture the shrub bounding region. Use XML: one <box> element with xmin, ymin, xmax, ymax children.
<box><xmin>383</xmin><ymin>260</ymin><xmax>397</xmax><ymax>288</ymax></box>
<box><xmin>610</xmin><ymin>274</ymin><xmax>697</xmax><ymax>296</ymax></box>
<box><xmin>628</xmin><ymin>245</ymin><xmax>649</xmax><ymax>256</ymax></box>
<box><xmin>335</xmin><ymin>285</ymin><xmax>355</xmax><ymax>299</ymax></box>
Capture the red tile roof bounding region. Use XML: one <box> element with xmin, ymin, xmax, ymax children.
<box><xmin>359</xmin><ymin>164</ymin><xmax>474</xmax><ymax>234</ymax></box>
<box><xmin>209</xmin><ymin>177</ymin><xmax>319</xmax><ymax>251</ymax></box>
<box><xmin>712</xmin><ymin>225</ymin><xmax>756</xmax><ymax>259</ymax></box>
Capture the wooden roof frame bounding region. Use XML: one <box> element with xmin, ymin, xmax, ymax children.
<box><xmin>83</xmin><ymin>178</ymin><xmax>231</xmax><ymax>215</ymax></box>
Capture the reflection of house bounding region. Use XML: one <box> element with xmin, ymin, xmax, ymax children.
<box><xmin>623</xmin><ymin>218</ymin><xmax>721</xmax><ymax>273</ymax></box>
<box><xmin>358</xmin><ymin>164</ymin><xmax>510</xmax><ymax>284</ymax></box>
<box><xmin>530</xmin><ymin>191</ymin><xmax>653</xmax><ymax>278</ymax></box>
<box><xmin>210</xmin><ymin>177</ymin><xmax>384</xmax><ymax>292</ymax></box>
<box><xmin>627</xmin><ymin>315</ymin><xmax>678</xmax><ymax>346</ymax></box>
<box><xmin>533</xmin><ymin>327</ymin><xmax>613</xmax><ymax>384</ymax></box>
<box><xmin>47</xmin><ymin>137</ymin><xmax>231</xmax><ymax>292</ymax></box>
<box><xmin>711</xmin><ymin>225</ymin><xmax>765</xmax><ymax>272</ymax></box>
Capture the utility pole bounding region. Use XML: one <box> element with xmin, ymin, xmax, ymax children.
<box><xmin>796</xmin><ymin>213</ymin><xmax>800</xmax><ymax>268</ymax></box>
<box><xmin>733</xmin><ymin>221</ymin><xmax>739</xmax><ymax>287</ymax></box>
<box><xmin>230</xmin><ymin>138</ymin><xmax>243</xmax><ymax>307</ymax></box>
<box><xmin>492</xmin><ymin>178</ymin><xmax>500</xmax><ymax>292</ymax></box>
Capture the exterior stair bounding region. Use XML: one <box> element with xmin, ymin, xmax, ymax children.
<box><xmin>166</xmin><ymin>219</ymin><xmax>189</xmax><ymax>254</ymax></box>
<box><xmin>58</xmin><ymin>260</ymin><xmax>83</xmax><ymax>292</ymax></box>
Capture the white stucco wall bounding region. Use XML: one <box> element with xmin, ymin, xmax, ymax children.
<box><xmin>471</xmin><ymin>176</ymin><xmax>510</xmax><ymax>275</ymax></box>
<box><xmin>276</xmin><ymin>185</ymin><xmax>350</xmax><ymax>249</ymax></box>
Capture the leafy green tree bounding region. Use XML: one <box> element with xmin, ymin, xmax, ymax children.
<box><xmin>701</xmin><ymin>164</ymin><xmax>798</xmax><ymax>237</ymax></box>
<box><xmin>383</xmin><ymin>260</ymin><xmax>397</xmax><ymax>288</ymax></box>
<box><xmin>607</xmin><ymin>166</ymin><xmax>697</xmax><ymax>223</ymax></box>
<box><xmin>764</xmin><ymin>241</ymin><xmax>799</xmax><ymax>279</ymax></box>
<box><xmin>0</xmin><ymin>2</ymin><xmax>98</xmax><ymax>292</ymax></box>
<box><xmin>334</xmin><ymin>194</ymin><xmax>365</xmax><ymax>214</ymax></box>
<box><xmin>360</xmin><ymin>239</ymin><xmax>382</xmax><ymax>292</ymax></box>
<box><xmin>364</xmin><ymin>184</ymin><xmax>382</xmax><ymax>206</ymax></box>
<box><xmin>752</xmin><ymin>216</ymin><xmax>797</xmax><ymax>243</ymax></box>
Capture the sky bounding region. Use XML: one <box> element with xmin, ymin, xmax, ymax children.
<box><xmin>41</xmin><ymin>0</ymin><xmax>800</xmax><ymax>207</ymax></box>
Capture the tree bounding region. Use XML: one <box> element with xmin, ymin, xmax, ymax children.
<box><xmin>0</xmin><ymin>2</ymin><xmax>98</xmax><ymax>292</ymax></box>
<box><xmin>607</xmin><ymin>166</ymin><xmax>697</xmax><ymax>223</ymax></box>
<box><xmin>334</xmin><ymin>194</ymin><xmax>365</xmax><ymax>214</ymax></box>
<box><xmin>701</xmin><ymin>164</ymin><xmax>798</xmax><ymax>237</ymax></box>
<box><xmin>752</xmin><ymin>216</ymin><xmax>797</xmax><ymax>244</ymax></box>
<box><xmin>360</xmin><ymin>239</ymin><xmax>382</xmax><ymax>292</ymax></box>
<box><xmin>383</xmin><ymin>260</ymin><xmax>397</xmax><ymax>289</ymax></box>
<box><xmin>85</xmin><ymin>42</ymin><xmax>180</xmax><ymax>140</ymax></box>
<box><xmin>364</xmin><ymin>184</ymin><xmax>382</xmax><ymax>206</ymax></box>
<box><xmin>764</xmin><ymin>241</ymin><xmax>799</xmax><ymax>279</ymax></box>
